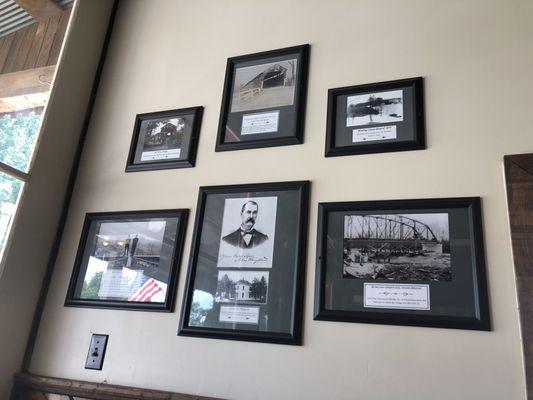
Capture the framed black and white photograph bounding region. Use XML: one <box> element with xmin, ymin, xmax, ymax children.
<box><xmin>179</xmin><ymin>181</ymin><xmax>309</xmax><ymax>344</ymax></box>
<box><xmin>325</xmin><ymin>77</ymin><xmax>425</xmax><ymax>157</ymax></box>
<box><xmin>215</xmin><ymin>45</ymin><xmax>309</xmax><ymax>152</ymax></box>
<box><xmin>65</xmin><ymin>209</ymin><xmax>188</xmax><ymax>311</ymax></box>
<box><xmin>314</xmin><ymin>198</ymin><xmax>490</xmax><ymax>330</ymax></box>
<box><xmin>125</xmin><ymin>106</ymin><xmax>203</xmax><ymax>172</ymax></box>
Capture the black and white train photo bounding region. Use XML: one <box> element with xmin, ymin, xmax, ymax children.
<box><xmin>230</xmin><ymin>59</ymin><xmax>297</xmax><ymax>113</ymax></box>
<box><xmin>346</xmin><ymin>89</ymin><xmax>403</xmax><ymax>127</ymax></box>
<box><xmin>215</xmin><ymin>270</ymin><xmax>269</xmax><ymax>304</ymax></box>
<box><xmin>343</xmin><ymin>213</ymin><xmax>451</xmax><ymax>281</ymax></box>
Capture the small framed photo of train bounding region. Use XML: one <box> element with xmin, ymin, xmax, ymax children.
<box><xmin>314</xmin><ymin>198</ymin><xmax>490</xmax><ymax>331</ymax></box>
<box><xmin>325</xmin><ymin>77</ymin><xmax>425</xmax><ymax>157</ymax></box>
<box><xmin>215</xmin><ymin>44</ymin><xmax>310</xmax><ymax>152</ymax></box>
<box><xmin>125</xmin><ymin>106</ymin><xmax>203</xmax><ymax>172</ymax></box>
<box><xmin>65</xmin><ymin>209</ymin><xmax>188</xmax><ymax>311</ymax></box>
<box><xmin>178</xmin><ymin>181</ymin><xmax>309</xmax><ymax>345</ymax></box>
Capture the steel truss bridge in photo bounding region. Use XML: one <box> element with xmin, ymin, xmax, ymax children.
<box><xmin>344</xmin><ymin>215</ymin><xmax>442</xmax><ymax>254</ymax></box>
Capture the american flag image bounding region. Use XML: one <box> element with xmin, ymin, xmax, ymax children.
<box><xmin>128</xmin><ymin>277</ymin><xmax>163</xmax><ymax>302</ymax></box>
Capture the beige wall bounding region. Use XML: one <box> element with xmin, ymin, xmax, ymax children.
<box><xmin>30</xmin><ymin>1</ymin><xmax>533</xmax><ymax>399</ymax></box>
<box><xmin>0</xmin><ymin>1</ymin><xmax>114</xmax><ymax>398</ymax></box>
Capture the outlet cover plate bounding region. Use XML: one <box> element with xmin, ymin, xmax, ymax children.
<box><xmin>85</xmin><ymin>334</ymin><xmax>108</xmax><ymax>370</ymax></box>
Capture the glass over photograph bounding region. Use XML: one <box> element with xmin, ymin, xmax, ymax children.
<box><xmin>346</xmin><ymin>89</ymin><xmax>404</xmax><ymax>127</ymax></box>
<box><xmin>343</xmin><ymin>213</ymin><xmax>450</xmax><ymax>281</ymax></box>
<box><xmin>66</xmin><ymin>210</ymin><xmax>187</xmax><ymax>311</ymax></box>
<box><xmin>126</xmin><ymin>107</ymin><xmax>203</xmax><ymax>171</ymax></box>
<box><xmin>138</xmin><ymin>117</ymin><xmax>188</xmax><ymax>162</ymax></box>
<box><xmin>230</xmin><ymin>59</ymin><xmax>297</xmax><ymax>113</ymax></box>
<box><xmin>179</xmin><ymin>181</ymin><xmax>309</xmax><ymax>344</ymax></box>
<box><xmin>80</xmin><ymin>220</ymin><xmax>169</xmax><ymax>302</ymax></box>
<box><xmin>217</xmin><ymin>196</ymin><xmax>277</xmax><ymax>268</ymax></box>
<box><xmin>314</xmin><ymin>198</ymin><xmax>490</xmax><ymax>331</ymax></box>
<box><xmin>325</xmin><ymin>77</ymin><xmax>425</xmax><ymax>156</ymax></box>
<box><xmin>216</xmin><ymin>45</ymin><xmax>309</xmax><ymax>151</ymax></box>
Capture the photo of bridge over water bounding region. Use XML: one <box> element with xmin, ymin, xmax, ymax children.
<box><xmin>343</xmin><ymin>213</ymin><xmax>451</xmax><ymax>281</ymax></box>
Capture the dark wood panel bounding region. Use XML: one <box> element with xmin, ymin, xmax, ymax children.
<box><xmin>47</xmin><ymin>10</ymin><xmax>69</xmax><ymax>66</ymax></box>
<box><xmin>10</xmin><ymin>23</ymin><xmax>37</xmax><ymax>72</ymax></box>
<box><xmin>0</xmin><ymin>65</ymin><xmax>55</xmax><ymax>98</ymax></box>
<box><xmin>0</xmin><ymin>8</ymin><xmax>70</xmax><ymax>75</ymax></box>
<box><xmin>11</xmin><ymin>373</ymin><xmax>222</xmax><ymax>400</ymax></box>
<box><xmin>0</xmin><ymin>35</ymin><xmax>15</xmax><ymax>72</ymax></box>
<box><xmin>504</xmin><ymin>153</ymin><xmax>533</xmax><ymax>399</ymax></box>
<box><xmin>24</xmin><ymin>20</ymin><xmax>47</xmax><ymax>70</ymax></box>
<box><xmin>2</xmin><ymin>29</ymin><xmax>26</xmax><ymax>73</ymax></box>
<box><xmin>36</xmin><ymin>14</ymin><xmax>60</xmax><ymax>68</ymax></box>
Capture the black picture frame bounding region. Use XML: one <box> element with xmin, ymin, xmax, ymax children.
<box><xmin>314</xmin><ymin>197</ymin><xmax>490</xmax><ymax>331</ymax></box>
<box><xmin>65</xmin><ymin>209</ymin><xmax>189</xmax><ymax>312</ymax></box>
<box><xmin>125</xmin><ymin>106</ymin><xmax>203</xmax><ymax>172</ymax></box>
<box><xmin>325</xmin><ymin>77</ymin><xmax>425</xmax><ymax>157</ymax></box>
<box><xmin>179</xmin><ymin>181</ymin><xmax>309</xmax><ymax>345</ymax></box>
<box><xmin>215</xmin><ymin>44</ymin><xmax>310</xmax><ymax>152</ymax></box>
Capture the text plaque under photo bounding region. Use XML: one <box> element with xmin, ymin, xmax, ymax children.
<box><xmin>215</xmin><ymin>45</ymin><xmax>309</xmax><ymax>152</ymax></box>
<box><xmin>314</xmin><ymin>198</ymin><xmax>490</xmax><ymax>330</ymax></box>
<box><xmin>65</xmin><ymin>209</ymin><xmax>188</xmax><ymax>311</ymax></box>
<box><xmin>325</xmin><ymin>77</ymin><xmax>425</xmax><ymax>157</ymax></box>
<box><xmin>126</xmin><ymin>106</ymin><xmax>203</xmax><ymax>172</ymax></box>
<box><xmin>179</xmin><ymin>181</ymin><xmax>309</xmax><ymax>345</ymax></box>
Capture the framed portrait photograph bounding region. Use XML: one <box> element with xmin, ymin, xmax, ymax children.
<box><xmin>65</xmin><ymin>209</ymin><xmax>188</xmax><ymax>311</ymax></box>
<box><xmin>325</xmin><ymin>77</ymin><xmax>425</xmax><ymax>157</ymax></box>
<box><xmin>215</xmin><ymin>44</ymin><xmax>310</xmax><ymax>152</ymax></box>
<box><xmin>125</xmin><ymin>106</ymin><xmax>203</xmax><ymax>172</ymax></box>
<box><xmin>314</xmin><ymin>198</ymin><xmax>490</xmax><ymax>330</ymax></box>
<box><xmin>179</xmin><ymin>181</ymin><xmax>309</xmax><ymax>345</ymax></box>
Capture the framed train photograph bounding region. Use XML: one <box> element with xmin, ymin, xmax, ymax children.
<box><xmin>325</xmin><ymin>77</ymin><xmax>425</xmax><ymax>157</ymax></box>
<box><xmin>215</xmin><ymin>45</ymin><xmax>310</xmax><ymax>152</ymax></box>
<box><xmin>314</xmin><ymin>197</ymin><xmax>490</xmax><ymax>331</ymax></box>
<box><xmin>125</xmin><ymin>106</ymin><xmax>203</xmax><ymax>172</ymax></box>
<box><xmin>178</xmin><ymin>181</ymin><xmax>309</xmax><ymax>345</ymax></box>
<box><xmin>65</xmin><ymin>209</ymin><xmax>188</xmax><ymax>311</ymax></box>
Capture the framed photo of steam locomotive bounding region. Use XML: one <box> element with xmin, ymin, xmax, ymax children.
<box><xmin>65</xmin><ymin>209</ymin><xmax>188</xmax><ymax>311</ymax></box>
<box><xmin>215</xmin><ymin>45</ymin><xmax>310</xmax><ymax>152</ymax></box>
<box><xmin>313</xmin><ymin>197</ymin><xmax>490</xmax><ymax>331</ymax></box>
<box><xmin>125</xmin><ymin>106</ymin><xmax>203</xmax><ymax>172</ymax></box>
<box><xmin>325</xmin><ymin>77</ymin><xmax>425</xmax><ymax>157</ymax></box>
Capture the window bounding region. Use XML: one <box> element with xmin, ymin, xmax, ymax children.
<box><xmin>0</xmin><ymin>0</ymin><xmax>73</xmax><ymax>267</ymax></box>
<box><xmin>0</xmin><ymin>106</ymin><xmax>45</xmax><ymax>260</ymax></box>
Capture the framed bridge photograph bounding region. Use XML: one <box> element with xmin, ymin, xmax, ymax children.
<box><xmin>215</xmin><ymin>44</ymin><xmax>309</xmax><ymax>152</ymax></box>
<box><xmin>325</xmin><ymin>77</ymin><xmax>425</xmax><ymax>157</ymax></box>
<box><xmin>314</xmin><ymin>198</ymin><xmax>490</xmax><ymax>330</ymax></box>
<box><xmin>125</xmin><ymin>106</ymin><xmax>203</xmax><ymax>172</ymax></box>
<box><xmin>179</xmin><ymin>181</ymin><xmax>309</xmax><ymax>345</ymax></box>
<box><xmin>65</xmin><ymin>209</ymin><xmax>188</xmax><ymax>311</ymax></box>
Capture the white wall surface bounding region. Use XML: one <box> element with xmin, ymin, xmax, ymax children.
<box><xmin>0</xmin><ymin>1</ymin><xmax>115</xmax><ymax>398</ymax></box>
<box><xmin>30</xmin><ymin>1</ymin><xmax>533</xmax><ymax>399</ymax></box>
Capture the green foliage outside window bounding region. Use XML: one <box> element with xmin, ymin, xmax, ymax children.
<box><xmin>0</xmin><ymin>110</ymin><xmax>42</xmax><ymax>204</ymax></box>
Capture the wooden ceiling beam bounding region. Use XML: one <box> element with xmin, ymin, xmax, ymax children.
<box><xmin>14</xmin><ymin>0</ymin><xmax>62</xmax><ymax>22</ymax></box>
<box><xmin>0</xmin><ymin>65</ymin><xmax>54</xmax><ymax>98</ymax></box>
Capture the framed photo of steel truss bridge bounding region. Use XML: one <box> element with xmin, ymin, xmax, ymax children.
<box><xmin>65</xmin><ymin>209</ymin><xmax>188</xmax><ymax>311</ymax></box>
<box><xmin>324</xmin><ymin>77</ymin><xmax>425</xmax><ymax>157</ymax></box>
<box><xmin>215</xmin><ymin>44</ymin><xmax>310</xmax><ymax>152</ymax></box>
<box><xmin>314</xmin><ymin>197</ymin><xmax>490</xmax><ymax>330</ymax></box>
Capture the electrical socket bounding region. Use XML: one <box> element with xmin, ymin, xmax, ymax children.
<box><xmin>85</xmin><ymin>334</ymin><xmax>108</xmax><ymax>370</ymax></box>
